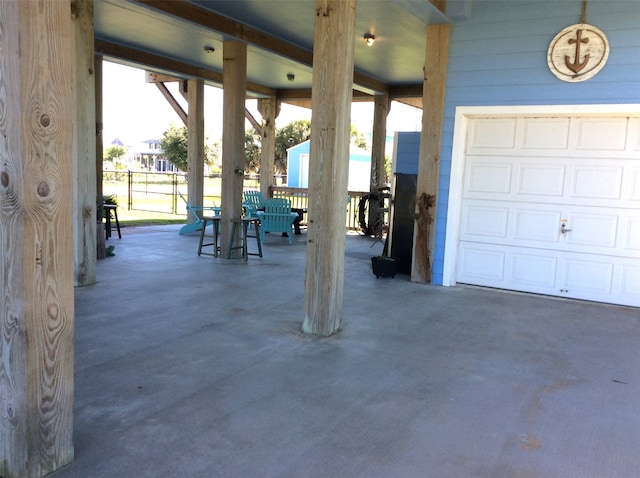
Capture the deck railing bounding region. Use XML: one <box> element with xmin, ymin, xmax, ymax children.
<box><xmin>103</xmin><ymin>171</ymin><xmax>379</xmax><ymax>231</ymax></box>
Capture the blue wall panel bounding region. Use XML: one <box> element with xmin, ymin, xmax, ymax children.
<box><xmin>429</xmin><ymin>0</ymin><xmax>640</xmax><ymax>284</ymax></box>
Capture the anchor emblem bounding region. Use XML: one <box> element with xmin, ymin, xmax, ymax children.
<box><xmin>565</xmin><ymin>29</ymin><xmax>590</xmax><ymax>74</ymax></box>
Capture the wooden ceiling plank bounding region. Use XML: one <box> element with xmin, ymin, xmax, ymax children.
<box><xmin>135</xmin><ymin>0</ymin><xmax>387</xmax><ymax>94</ymax></box>
<box><xmin>95</xmin><ymin>39</ymin><xmax>275</xmax><ymax>97</ymax></box>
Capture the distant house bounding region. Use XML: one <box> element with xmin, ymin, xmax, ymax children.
<box><xmin>286</xmin><ymin>140</ymin><xmax>371</xmax><ymax>192</ymax></box>
<box><xmin>130</xmin><ymin>139</ymin><xmax>176</xmax><ymax>172</ymax></box>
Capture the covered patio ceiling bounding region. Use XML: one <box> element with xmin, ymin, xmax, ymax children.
<box><xmin>94</xmin><ymin>0</ymin><xmax>463</xmax><ymax>105</ymax></box>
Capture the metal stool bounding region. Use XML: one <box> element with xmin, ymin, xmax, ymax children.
<box><xmin>228</xmin><ymin>217</ymin><xmax>263</xmax><ymax>261</ymax></box>
<box><xmin>198</xmin><ymin>216</ymin><xmax>221</xmax><ymax>257</ymax></box>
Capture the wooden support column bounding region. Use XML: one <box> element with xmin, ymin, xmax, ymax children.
<box><xmin>0</xmin><ymin>2</ymin><xmax>75</xmax><ymax>477</ymax></box>
<box><xmin>187</xmin><ymin>79</ymin><xmax>205</xmax><ymax>216</ymax></box>
<box><xmin>302</xmin><ymin>0</ymin><xmax>357</xmax><ymax>337</ymax></box>
<box><xmin>257</xmin><ymin>97</ymin><xmax>280</xmax><ymax>198</ymax></box>
<box><xmin>221</xmin><ymin>41</ymin><xmax>247</xmax><ymax>257</ymax></box>
<box><xmin>95</xmin><ymin>55</ymin><xmax>105</xmax><ymax>260</ymax></box>
<box><xmin>411</xmin><ymin>19</ymin><xmax>450</xmax><ymax>283</ymax></box>
<box><xmin>73</xmin><ymin>0</ymin><xmax>97</xmax><ymax>285</ymax></box>
<box><xmin>370</xmin><ymin>93</ymin><xmax>390</xmax><ymax>191</ymax></box>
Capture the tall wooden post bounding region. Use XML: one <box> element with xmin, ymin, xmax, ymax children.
<box><xmin>73</xmin><ymin>0</ymin><xmax>97</xmax><ymax>285</ymax></box>
<box><xmin>187</xmin><ymin>79</ymin><xmax>205</xmax><ymax>212</ymax></box>
<box><xmin>411</xmin><ymin>19</ymin><xmax>450</xmax><ymax>283</ymax></box>
<box><xmin>95</xmin><ymin>54</ymin><xmax>105</xmax><ymax>260</ymax></box>
<box><xmin>257</xmin><ymin>97</ymin><xmax>280</xmax><ymax>198</ymax></box>
<box><xmin>0</xmin><ymin>1</ymin><xmax>75</xmax><ymax>477</ymax></box>
<box><xmin>221</xmin><ymin>41</ymin><xmax>247</xmax><ymax>257</ymax></box>
<box><xmin>370</xmin><ymin>92</ymin><xmax>390</xmax><ymax>192</ymax></box>
<box><xmin>302</xmin><ymin>0</ymin><xmax>357</xmax><ymax>337</ymax></box>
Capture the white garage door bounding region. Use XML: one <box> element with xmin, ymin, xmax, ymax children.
<box><xmin>456</xmin><ymin>115</ymin><xmax>640</xmax><ymax>307</ymax></box>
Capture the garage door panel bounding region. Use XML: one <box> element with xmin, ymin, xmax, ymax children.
<box><xmin>623</xmin><ymin>217</ymin><xmax>640</xmax><ymax>250</ymax></box>
<box><xmin>513</xmin><ymin>209</ymin><xmax>561</xmax><ymax>242</ymax></box>
<box><xmin>566</xmin><ymin>213</ymin><xmax>619</xmax><ymax>248</ymax></box>
<box><xmin>511</xmin><ymin>253</ymin><xmax>558</xmax><ymax>289</ymax></box>
<box><xmin>576</xmin><ymin>118</ymin><xmax>629</xmax><ymax>151</ymax></box>
<box><xmin>461</xmin><ymin>204</ymin><xmax>509</xmax><ymax>238</ymax></box>
<box><xmin>458</xmin><ymin>245</ymin><xmax>505</xmax><ymax>283</ymax></box>
<box><xmin>620</xmin><ymin>265</ymin><xmax>640</xmax><ymax>298</ymax></box>
<box><xmin>465</xmin><ymin>160</ymin><xmax>512</xmax><ymax>194</ymax></box>
<box><xmin>570</xmin><ymin>165</ymin><xmax>623</xmax><ymax>200</ymax></box>
<box><xmin>516</xmin><ymin>164</ymin><xmax>565</xmax><ymax>196</ymax></box>
<box><xmin>629</xmin><ymin>169</ymin><xmax>640</xmax><ymax>200</ymax></box>
<box><xmin>522</xmin><ymin>118</ymin><xmax>570</xmax><ymax>150</ymax></box>
<box><xmin>563</xmin><ymin>258</ymin><xmax>614</xmax><ymax>295</ymax></box>
<box><xmin>468</xmin><ymin>118</ymin><xmax>516</xmax><ymax>150</ymax></box>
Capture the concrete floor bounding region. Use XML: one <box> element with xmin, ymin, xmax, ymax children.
<box><xmin>52</xmin><ymin>224</ymin><xmax>640</xmax><ymax>477</ymax></box>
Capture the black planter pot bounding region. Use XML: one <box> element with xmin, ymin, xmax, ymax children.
<box><xmin>371</xmin><ymin>256</ymin><xmax>398</xmax><ymax>278</ymax></box>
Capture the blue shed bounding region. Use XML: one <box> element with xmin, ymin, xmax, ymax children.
<box><xmin>286</xmin><ymin>140</ymin><xmax>371</xmax><ymax>192</ymax></box>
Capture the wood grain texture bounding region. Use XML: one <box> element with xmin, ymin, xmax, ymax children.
<box><xmin>257</xmin><ymin>97</ymin><xmax>279</xmax><ymax>200</ymax></box>
<box><xmin>302</xmin><ymin>0</ymin><xmax>356</xmax><ymax>337</ymax></box>
<box><xmin>187</xmin><ymin>78</ymin><xmax>205</xmax><ymax>217</ymax></box>
<box><xmin>221</xmin><ymin>41</ymin><xmax>247</xmax><ymax>257</ymax></box>
<box><xmin>1</xmin><ymin>1</ymin><xmax>75</xmax><ymax>476</ymax></box>
<box><xmin>411</xmin><ymin>23</ymin><xmax>450</xmax><ymax>284</ymax></box>
<box><xmin>73</xmin><ymin>0</ymin><xmax>97</xmax><ymax>286</ymax></box>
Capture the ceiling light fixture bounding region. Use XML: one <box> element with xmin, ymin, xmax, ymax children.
<box><xmin>364</xmin><ymin>33</ymin><xmax>375</xmax><ymax>47</ymax></box>
<box><xmin>287</xmin><ymin>73</ymin><xmax>295</xmax><ymax>81</ymax></box>
<box><xmin>203</xmin><ymin>45</ymin><xmax>215</xmax><ymax>53</ymax></box>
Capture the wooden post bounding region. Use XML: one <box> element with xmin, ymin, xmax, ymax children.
<box><xmin>257</xmin><ymin>97</ymin><xmax>280</xmax><ymax>198</ymax></box>
<box><xmin>368</xmin><ymin>92</ymin><xmax>390</xmax><ymax>230</ymax></box>
<box><xmin>95</xmin><ymin>55</ymin><xmax>106</xmax><ymax>260</ymax></box>
<box><xmin>221</xmin><ymin>41</ymin><xmax>247</xmax><ymax>257</ymax></box>
<box><xmin>302</xmin><ymin>0</ymin><xmax>357</xmax><ymax>337</ymax></box>
<box><xmin>411</xmin><ymin>21</ymin><xmax>450</xmax><ymax>283</ymax></box>
<box><xmin>0</xmin><ymin>1</ymin><xmax>75</xmax><ymax>477</ymax></box>
<box><xmin>73</xmin><ymin>0</ymin><xmax>97</xmax><ymax>285</ymax></box>
<box><xmin>187</xmin><ymin>79</ymin><xmax>205</xmax><ymax>214</ymax></box>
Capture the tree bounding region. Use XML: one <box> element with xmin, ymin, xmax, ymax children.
<box><xmin>244</xmin><ymin>129</ymin><xmax>262</xmax><ymax>172</ymax></box>
<box><xmin>160</xmin><ymin>124</ymin><xmax>188</xmax><ymax>171</ymax></box>
<box><xmin>275</xmin><ymin>119</ymin><xmax>311</xmax><ymax>174</ymax></box>
<box><xmin>160</xmin><ymin>123</ymin><xmax>217</xmax><ymax>172</ymax></box>
<box><xmin>104</xmin><ymin>145</ymin><xmax>127</xmax><ymax>162</ymax></box>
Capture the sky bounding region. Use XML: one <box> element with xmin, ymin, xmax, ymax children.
<box><xmin>102</xmin><ymin>60</ymin><xmax>422</xmax><ymax>149</ymax></box>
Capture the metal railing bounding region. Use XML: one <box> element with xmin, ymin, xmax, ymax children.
<box><xmin>103</xmin><ymin>170</ymin><xmax>379</xmax><ymax>231</ymax></box>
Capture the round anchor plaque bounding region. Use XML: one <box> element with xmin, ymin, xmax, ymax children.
<box><xmin>547</xmin><ymin>23</ymin><xmax>609</xmax><ymax>82</ymax></box>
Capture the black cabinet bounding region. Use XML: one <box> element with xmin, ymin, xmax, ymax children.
<box><xmin>389</xmin><ymin>173</ymin><xmax>417</xmax><ymax>275</ymax></box>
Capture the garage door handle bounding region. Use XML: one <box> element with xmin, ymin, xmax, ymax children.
<box><xmin>561</xmin><ymin>223</ymin><xmax>572</xmax><ymax>234</ymax></box>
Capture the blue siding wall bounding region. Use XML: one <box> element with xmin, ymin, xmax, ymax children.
<box><xmin>286</xmin><ymin>141</ymin><xmax>310</xmax><ymax>188</ymax></box>
<box><xmin>431</xmin><ymin>0</ymin><xmax>640</xmax><ymax>285</ymax></box>
<box><xmin>394</xmin><ymin>132</ymin><xmax>421</xmax><ymax>174</ymax></box>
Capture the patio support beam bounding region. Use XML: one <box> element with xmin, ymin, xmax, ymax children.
<box><xmin>95</xmin><ymin>55</ymin><xmax>106</xmax><ymax>260</ymax></box>
<box><xmin>73</xmin><ymin>0</ymin><xmax>97</xmax><ymax>285</ymax></box>
<box><xmin>257</xmin><ymin>97</ymin><xmax>280</xmax><ymax>199</ymax></box>
<box><xmin>302</xmin><ymin>0</ymin><xmax>357</xmax><ymax>337</ymax></box>
<box><xmin>220</xmin><ymin>41</ymin><xmax>247</xmax><ymax>257</ymax></box>
<box><xmin>187</xmin><ymin>79</ymin><xmax>205</xmax><ymax>218</ymax></box>
<box><xmin>369</xmin><ymin>91</ymin><xmax>391</xmax><ymax>232</ymax></box>
<box><xmin>411</xmin><ymin>11</ymin><xmax>450</xmax><ymax>283</ymax></box>
<box><xmin>0</xmin><ymin>1</ymin><xmax>75</xmax><ymax>477</ymax></box>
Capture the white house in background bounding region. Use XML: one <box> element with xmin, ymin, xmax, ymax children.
<box><xmin>130</xmin><ymin>139</ymin><xmax>176</xmax><ymax>172</ymax></box>
<box><xmin>286</xmin><ymin>139</ymin><xmax>371</xmax><ymax>192</ymax></box>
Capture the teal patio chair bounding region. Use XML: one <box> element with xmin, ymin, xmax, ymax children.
<box><xmin>242</xmin><ymin>189</ymin><xmax>265</xmax><ymax>218</ymax></box>
<box><xmin>178</xmin><ymin>191</ymin><xmax>221</xmax><ymax>235</ymax></box>
<box><xmin>255</xmin><ymin>198</ymin><xmax>298</xmax><ymax>245</ymax></box>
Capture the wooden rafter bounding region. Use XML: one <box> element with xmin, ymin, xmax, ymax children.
<box><xmin>135</xmin><ymin>0</ymin><xmax>388</xmax><ymax>94</ymax></box>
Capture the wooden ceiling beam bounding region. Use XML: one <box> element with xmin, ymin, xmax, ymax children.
<box><xmin>135</xmin><ymin>0</ymin><xmax>388</xmax><ymax>94</ymax></box>
<box><xmin>95</xmin><ymin>39</ymin><xmax>276</xmax><ymax>97</ymax></box>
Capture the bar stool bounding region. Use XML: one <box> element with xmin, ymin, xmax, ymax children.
<box><xmin>103</xmin><ymin>204</ymin><xmax>121</xmax><ymax>239</ymax></box>
<box><xmin>198</xmin><ymin>216</ymin><xmax>221</xmax><ymax>257</ymax></box>
<box><xmin>228</xmin><ymin>217</ymin><xmax>263</xmax><ymax>261</ymax></box>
